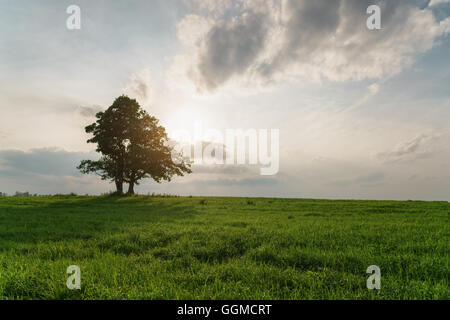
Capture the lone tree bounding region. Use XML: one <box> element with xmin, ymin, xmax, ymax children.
<box><xmin>78</xmin><ymin>95</ymin><xmax>191</xmax><ymax>195</ymax></box>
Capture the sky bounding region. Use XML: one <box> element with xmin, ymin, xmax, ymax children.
<box><xmin>0</xmin><ymin>0</ymin><xmax>449</xmax><ymax>200</ymax></box>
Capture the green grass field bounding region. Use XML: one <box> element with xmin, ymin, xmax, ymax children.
<box><xmin>0</xmin><ymin>195</ymin><xmax>448</xmax><ymax>300</ymax></box>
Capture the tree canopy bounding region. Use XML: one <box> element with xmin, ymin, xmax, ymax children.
<box><xmin>78</xmin><ymin>95</ymin><xmax>191</xmax><ymax>194</ymax></box>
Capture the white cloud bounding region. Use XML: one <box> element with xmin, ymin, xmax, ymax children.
<box><xmin>429</xmin><ymin>0</ymin><xmax>450</xmax><ymax>6</ymax></box>
<box><xmin>376</xmin><ymin>134</ymin><xmax>440</xmax><ymax>163</ymax></box>
<box><xmin>123</xmin><ymin>69</ymin><xmax>153</xmax><ymax>105</ymax></box>
<box><xmin>440</xmin><ymin>17</ymin><xmax>450</xmax><ymax>35</ymax></box>
<box><xmin>368</xmin><ymin>83</ymin><xmax>380</xmax><ymax>95</ymax></box>
<box><xmin>75</xmin><ymin>105</ymin><xmax>104</xmax><ymax>118</ymax></box>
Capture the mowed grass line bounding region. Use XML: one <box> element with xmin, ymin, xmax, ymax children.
<box><xmin>0</xmin><ymin>195</ymin><xmax>448</xmax><ymax>299</ymax></box>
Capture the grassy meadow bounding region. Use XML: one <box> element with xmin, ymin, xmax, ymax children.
<box><xmin>0</xmin><ymin>195</ymin><xmax>448</xmax><ymax>300</ymax></box>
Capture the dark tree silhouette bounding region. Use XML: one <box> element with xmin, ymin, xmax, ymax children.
<box><xmin>78</xmin><ymin>95</ymin><xmax>191</xmax><ymax>194</ymax></box>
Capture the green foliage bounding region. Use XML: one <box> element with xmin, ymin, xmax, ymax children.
<box><xmin>0</xmin><ymin>196</ymin><xmax>448</xmax><ymax>299</ymax></box>
<box><xmin>78</xmin><ymin>156</ymin><xmax>117</xmax><ymax>181</ymax></box>
<box><xmin>78</xmin><ymin>95</ymin><xmax>191</xmax><ymax>194</ymax></box>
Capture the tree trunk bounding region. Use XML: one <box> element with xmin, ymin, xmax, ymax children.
<box><xmin>115</xmin><ymin>179</ymin><xmax>123</xmax><ymax>195</ymax></box>
<box><xmin>115</xmin><ymin>152</ymin><xmax>124</xmax><ymax>195</ymax></box>
<box><xmin>127</xmin><ymin>181</ymin><xmax>135</xmax><ymax>195</ymax></box>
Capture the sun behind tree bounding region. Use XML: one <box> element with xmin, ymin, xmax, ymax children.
<box><xmin>78</xmin><ymin>95</ymin><xmax>191</xmax><ymax>195</ymax></box>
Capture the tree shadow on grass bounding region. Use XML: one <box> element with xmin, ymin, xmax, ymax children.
<box><xmin>0</xmin><ymin>196</ymin><xmax>198</xmax><ymax>247</ymax></box>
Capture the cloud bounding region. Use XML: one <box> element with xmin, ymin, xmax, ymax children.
<box><xmin>368</xmin><ymin>83</ymin><xmax>380</xmax><ymax>95</ymax></box>
<box><xmin>191</xmin><ymin>164</ymin><xmax>255</xmax><ymax>175</ymax></box>
<box><xmin>0</xmin><ymin>148</ymin><xmax>96</xmax><ymax>177</ymax></box>
<box><xmin>184</xmin><ymin>0</ymin><xmax>235</xmax><ymax>17</ymax></box>
<box><xmin>440</xmin><ymin>16</ymin><xmax>450</xmax><ymax>34</ymax></box>
<box><xmin>76</xmin><ymin>105</ymin><xmax>104</xmax><ymax>118</ymax></box>
<box><xmin>429</xmin><ymin>0</ymin><xmax>450</xmax><ymax>6</ymax></box>
<box><xmin>174</xmin><ymin>0</ymin><xmax>448</xmax><ymax>92</ymax></box>
<box><xmin>191</xmin><ymin>176</ymin><xmax>279</xmax><ymax>187</ymax></box>
<box><xmin>194</xmin><ymin>12</ymin><xmax>270</xmax><ymax>91</ymax></box>
<box><xmin>332</xmin><ymin>172</ymin><xmax>385</xmax><ymax>187</ymax></box>
<box><xmin>355</xmin><ymin>172</ymin><xmax>385</xmax><ymax>184</ymax></box>
<box><xmin>376</xmin><ymin>134</ymin><xmax>439</xmax><ymax>163</ymax></box>
<box><xmin>0</xmin><ymin>147</ymin><xmax>271</xmax><ymax>194</ymax></box>
<box><xmin>0</xmin><ymin>148</ymin><xmax>108</xmax><ymax>194</ymax></box>
<box><xmin>123</xmin><ymin>69</ymin><xmax>153</xmax><ymax>105</ymax></box>
<box><xmin>340</xmin><ymin>82</ymin><xmax>381</xmax><ymax>113</ymax></box>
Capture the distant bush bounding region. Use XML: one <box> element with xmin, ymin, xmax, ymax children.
<box><xmin>148</xmin><ymin>192</ymin><xmax>180</xmax><ymax>198</ymax></box>
<box><xmin>15</xmin><ymin>191</ymin><xmax>30</xmax><ymax>197</ymax></box>
<box><xmin>52</xmin><ymin>193</ymin><xmax>79</xmax><ymax>197</ymax></box>
<box><xmin>0</xmin><ymin>192</ymin><xmax>6</xmax><ymax>197</ymax></box>
<box><xmin>199</xmin><ymin>199</ymin><xmax>207</xmax><ymax>205</ymax></box>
